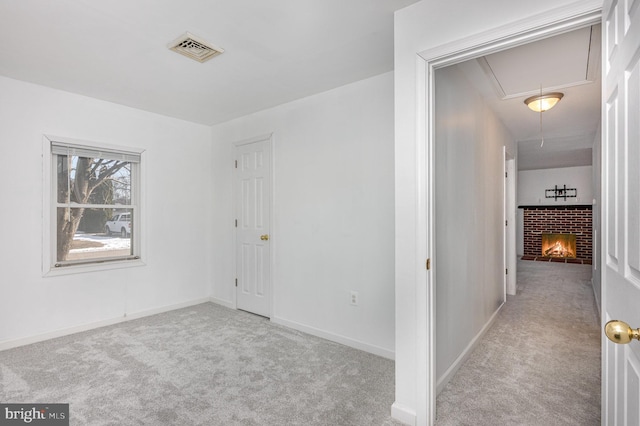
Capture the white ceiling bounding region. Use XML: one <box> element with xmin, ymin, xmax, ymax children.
<box><xmin>0</xmin><ymin>0</ymin><xmax>418</xmax><ymax>126</ymax></box>
<box><xmin>0</xmin><ymin>2</ymin><xmax>601</xmax><ymax>171</ymax></box>
<box><xmin>457</xmin><ymin>25</ymin><xmax>602</xmax><ymax>171</ymax></box>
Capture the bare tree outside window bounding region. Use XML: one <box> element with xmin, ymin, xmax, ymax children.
<box><xmin>50</xmin><ymin>140</ymin><xmax>140</xmax><ymax>268</ymax></box>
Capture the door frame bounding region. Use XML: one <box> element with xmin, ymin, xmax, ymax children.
<box><xmin>232</xmin><ymin>133</ymin><xmax>275</xmax><ymax>317</ymax></box>
<box><xmin>505</xmin><ymin>152</ymin><xmax>517</xmax><ymax>296</ymax></box>
<box><xmin>414</xmin><ymin>3</ymin><xmax>602</xmax><ymax>423</ymax></box>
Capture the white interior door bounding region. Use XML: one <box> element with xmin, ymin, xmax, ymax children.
<box><xmin>235</xmin><ymin>136</ymin><xmax>271</xmax><ymax>318</ymax></box>
<box><xmin>602</xmin><ymin>0</ymin><xmax>640</xmax><ymax>423</ymax></box>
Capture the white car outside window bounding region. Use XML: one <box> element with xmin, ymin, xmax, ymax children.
<box><xmin>105</xmin><ymin>213</ymin><xmax>131</xmax><ymax>237</ymax></box>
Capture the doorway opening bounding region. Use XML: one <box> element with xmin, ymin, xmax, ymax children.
<box><xmin>422</xmin><ymin>9</ymin><xmax>602</xmax><ymax>424</ymax></box>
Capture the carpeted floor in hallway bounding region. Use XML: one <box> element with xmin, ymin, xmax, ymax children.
<box><xmin>435</xmin><ymin>260</ymin><xmax>600</xmax><ymax>425</ymax></box>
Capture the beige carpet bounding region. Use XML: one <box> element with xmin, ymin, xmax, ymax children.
<box><xmin>435</xmin><ymin>260</ymin><xmax>600</xmax><ymax>425</ymax></box>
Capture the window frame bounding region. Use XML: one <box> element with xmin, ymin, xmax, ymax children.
<box><xmin>42</xmin><ymin>135</ymin><xmax>146</xmax><ymax>276</ymax></box>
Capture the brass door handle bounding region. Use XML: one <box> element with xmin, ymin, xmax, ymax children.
<box><xmin>605</xmin><ymin>320</ymin><xmax>640</xmax><ymax>344</ymax></box>
<box><xmin>260</xmin><ymin>234</ymin><xmax>269</xmax><ymax>241</ymax></box>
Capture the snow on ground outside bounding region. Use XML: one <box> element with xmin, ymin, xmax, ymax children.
<box><xmin>71</xmin><ymin>232</ymin><xmax>131</xmax><ymax>252</ymax></box>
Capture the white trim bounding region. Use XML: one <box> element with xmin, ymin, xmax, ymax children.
<box><xmin>418</xmin><ymin>1</ymin><xmax>602</xmax><ymax>67</ymax></box>
<box><xmin>44</xmin><ymin>134</ymin><xmax>145</xmax><ymax>157</ymax></box>
<box><xmin>233</xmin><ymin>133</ymin><xmax>274</xmax><ymax>148</ymax></box>
<box><xmin>210</xmin><ymin>297</ymin><xmax>234</xmax><ymax>309</ymax></box>
<box><xmin>0</xmin><ymin>298</ymin><xmax>211</xmax><ymax>352</ymax></box>
<box><xmin>505</xmin><ymin>156</ymin><xmax>517</xmax><ymax>296</ymax></box>
<box><xmin>270</xmin><ymin>316</ymin><xmax>395</xmax><ymax>360</ymax></box>
<box><xmin>413</xmin><ymin>2</ymin><xmax>603</xmax><ymax>423</ymax></box>
<box><xmin>592</xmin><ymin>278</ymin><xmax>602</xmax><ymax>316</ymax></box>
<box><xmin>41</xmin><ymin>135</ymin><xmax>147</xmax><ymax>276</ymax></box>
<box><xmin>414</xmin><ymin>53</ymin><xmax>434</xmax><ymax>425</ymax></box>
<box><xmin>391</xmin><ymin>402</ymin><xmax>416</xmax><ymax>426</ymax></box>
<box><xmin>43</xmin><ymin>257</ymin><xmax>146</xmax><ymax>277</ymax></box>
<box><xmin>269</xmin><ymin>134</ymin><xmax>277</xmax><ymax>320</ymax></box>
<box><xmin>42</xmin><ymin>136</ymin><xmax>54</xmax><ymax>274</ymax></box>
<box><xmin>503</xmin><ymin>147</ymin><xmax>508</xmax><ymax>300</ymax></box>
<box><xmin>436</xmin><ymin>302</ymin><xmax>505</xmax><ymax>394</ymax></box>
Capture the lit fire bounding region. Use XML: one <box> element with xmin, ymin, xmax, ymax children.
<box><xmin>541</xmin><ymin>233</ymin><xmax>576</xmax><ymax>258</ymax></box>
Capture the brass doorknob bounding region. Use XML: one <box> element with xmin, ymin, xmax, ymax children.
<box><xmin>260</xmin><ymin>234</ymin><xmax>269</xmax><ymax>241</ymax></box>
<box><xmin>605</xmin><ymin>320</ymin><xmax>640</xmax><ymax>344</ymax></box>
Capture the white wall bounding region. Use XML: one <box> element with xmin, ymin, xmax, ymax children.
<box><xmin>1</xmin><ymin>69</ymin><xmax>394</xmax><ymax>360</ymax></box>
<box><xmin>434</xmin><ymin>65</ymin><xmax>512</xmax><ymax>386</ymax></box>
<box><xmin>0</xmin><ymin>76</ymin><xmax>213</xmax><ymax>347</ymax></box>
<box><xmin>393</xmin><ymin>0</ymin><xmax>600</xmax><ymax>422</ymax></box>
<box><xmin>210</xmin><ymin>72</ymin><xmax>395</xmax><ymax>358</ymax></box>
<box><xmin>518</xmin><ymin>166</ymin><xmax>594</xmax><ymax>206</ymax></box>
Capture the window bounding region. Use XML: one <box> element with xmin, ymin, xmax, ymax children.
<box><xmin>44</xmin><ymin>136</ymin><xmax>143</xmax><ymax>273</ymax></box>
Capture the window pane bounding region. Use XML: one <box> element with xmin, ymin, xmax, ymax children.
<box><xmin>56</xmin><ymin>207</ymin><xmax>132</xmax><ymax>262</ymax></box>
<box><xmin>49</xmin><ymin>139</ymin><xmax>141</xmax><ymax>272</ymax></box>
<box><xmin>56</xmin><ymin>154</ymin><xmax>131</xmax><ymax>205</ymax></box>
<box><xmin>56</xmin><ymin>155</ymin><xmax>70</xmax><ymax>204</ymax></box>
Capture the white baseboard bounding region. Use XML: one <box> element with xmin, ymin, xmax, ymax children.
<box><xmin>0</xmin><ymin>297</ymin><xmax>211</xmax><ymax>352</ymax></box>
<box><xmin>210</xmin><ymin>297</ymin><xmax>234</xmax><ymax>309</ymax></box>
<box><xmin>391</xmin><ymin>402</ymin><xmax>416</xmax><ymax>425</ymax></box>
<box><xmin>436</xmin><ymin>301</ymin><xmax>505</xmax><ymax>394</ymax></box>
<box><xmin>270</xmin><ymin>316</ymin><xmax>395</xmax><ymax>360</ymax></box>
<box><xmin>125</xmin><ymin>297</ymin><xmax>212</xmax><ymax>321</ymax></box>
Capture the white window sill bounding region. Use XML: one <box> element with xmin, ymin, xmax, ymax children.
<box><xmin>43</xmin><ymin>258</ymin><xmax>146</xmax><ymax>277</ymax></box>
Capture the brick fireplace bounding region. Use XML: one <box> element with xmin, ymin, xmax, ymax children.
<box><xmin>521</xmin><ymin>205</ymin><xmax>592</xmax><ymax>264</ymax></box>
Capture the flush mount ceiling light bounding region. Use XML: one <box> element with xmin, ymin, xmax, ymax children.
<box><xmin>524</xmin><ymin>92</ymin><xmax>564</xmax><ymax>112</ymax></box>
<box><xmin>168</xmin><ymin>32</ymin><xmax>224</xmax><ymax>63</ymax></box>
<box><xmin>526</xmin><ymin>90</ymin><xmax>564</xmax><ymax>148</ymax></box>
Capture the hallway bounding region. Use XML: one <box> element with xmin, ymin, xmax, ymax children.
<box><xmin>434</xmin><ymin>260</ymin><xmax>600</xmax><ymax>425</ymax></box>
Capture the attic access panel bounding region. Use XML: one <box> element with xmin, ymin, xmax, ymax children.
<box><xmin>480</xmin><ymin>26</ymin><xmax>598</xmax><ymax>98</ymax></box>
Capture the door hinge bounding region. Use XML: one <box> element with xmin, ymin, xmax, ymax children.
<box><xmin>506</xmin><ymin>268</ymin><xmax>508</xmax><ymax>275</ymax></box>
<box><xmin>235</xmin><ymin>160</ymin><xmax>238</xmax><ymax>168</ymax></box>
<box><xmin>426</xmin><ymin>258</ymin><xmax>431</xmax><ymax>270</ymax></box>
<box><xmin>235</xmin><ymin>219</ymin><xmax>237</xmax><ymax>227</ymax></box>
<box><xmin>505</xmin><ymin>172</ymin><xmax>508</xmax><ymax>178</ymax></box>
<box><xmin>505</xmin><ymin>220</ymin><xmax>508</xmax><ymax>226</ymax></box>
<box><xmin>235</xmin><ymin>278</ymin><xmax>238</xmax><ymax>287</ymax></box>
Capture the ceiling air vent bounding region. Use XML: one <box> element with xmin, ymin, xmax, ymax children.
<box><xmin>168</xmin><ymin>32</ymin><xmax>224</xmax><ymax>63</ymax></box>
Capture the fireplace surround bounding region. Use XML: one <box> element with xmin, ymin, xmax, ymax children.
<box><xmin>521</xmin><ymin>205</ymin><xmax>592</xmax><ymax>264</ymax></box>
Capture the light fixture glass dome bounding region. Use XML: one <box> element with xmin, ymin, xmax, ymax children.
<box><xmin>524</xmin><ymin>92</ymin><xmax>564</xmax><ymax>112</ymax></box>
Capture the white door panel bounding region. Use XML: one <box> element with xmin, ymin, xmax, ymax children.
<box><xmin>235</xmin><ymin>137</ymin><xmax>271</xmax><ymax>317</ymax></box>
<box><xmin>626</xmin><ymin>346</ymin><xmax>640</xmax><ymax>425</ymax></box>
<box><xmin>602</xmin><ymin>0</ymin><xmax>640</xmax><ymax>423</ymax></box>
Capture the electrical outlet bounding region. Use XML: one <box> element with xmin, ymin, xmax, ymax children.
<box><xmin>350</xmin><ymin>291</ymin><xmax>359</xmax><ymax>306</ymax></box>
